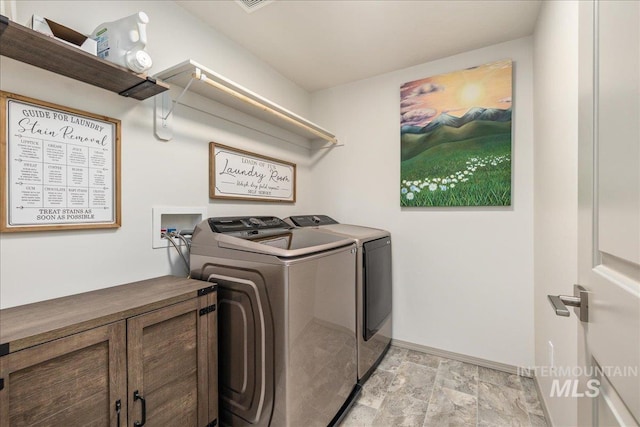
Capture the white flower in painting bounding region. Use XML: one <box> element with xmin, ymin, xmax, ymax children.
<box><xmin>440</xmin><ymin>185</ymin><xmax>448</xmax><ymax>191</ymax></box>
<box><xmin>410</xmin><ymin>185</ymin><xmax>419</xmax><ymax>192</ymax></box>
<box><xmin>401</xmin><ymin>188</ymin><xmax>408</xmax><ymax>194</ymax></box>
<box><xmin>450</xmin><ymin>183</ymin><xmax>456</xmax><ymax>188</ymax></box>
<box><xmin>413</xmin><ymin>181</ymin><xmax>419</xmax><ymax>186</ymax></box>
<box><xmin>429</xmin><ymin>183</ymin><xmax>438</xmax><ymax>191</ymax></box>
<box><xmin>406</xmin><ymin>182</ymin><xmax>412</xmax><ymax>187</ymax></box>
<box><xmin>406</xmin><ymin>192</ymin><xmax>415</xmax><ymax>200</ymax></box>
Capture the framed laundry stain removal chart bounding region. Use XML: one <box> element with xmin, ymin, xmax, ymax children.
<box><xmin>400</xmin><ymin>59</ymin><xmax>513</xmax><ymax>207</ymax></box>
<box><xmin>0</xmin><ymin>92</ymin><xmax>121</xmax><ymax>232</ymax></box>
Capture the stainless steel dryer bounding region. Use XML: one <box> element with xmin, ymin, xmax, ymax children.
<box><xmin>284</xmin><ymin>215</ymin><xmax>392</xmax><ymax>383</ymax></box>
<box><xmin>190</xmin><ymin>216</ymin><xmax>359</xmax><ymax>427</ymax></box>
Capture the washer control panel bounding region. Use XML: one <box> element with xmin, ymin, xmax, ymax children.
<box><xmin>208</xmin><ymin>216</ymin><xmax>290</xmax><ymax>236</ymax></box>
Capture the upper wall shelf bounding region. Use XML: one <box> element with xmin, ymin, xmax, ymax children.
<box><xmin>153</xmin><ymin>60</ymin><xmax>337</xmax><ymax>144</ymax></box>
<box><xmin>0</xmin><ymin>15</ymin><xmax>168</xmax><ymax>100</ymax></box>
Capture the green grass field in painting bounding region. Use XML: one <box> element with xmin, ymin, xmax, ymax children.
<box><xmin>400</xmin><ymin>131</ymin><xmax>512</xmax><ymax>207</ymax></box>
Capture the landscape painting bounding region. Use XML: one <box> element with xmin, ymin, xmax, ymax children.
<box><xmin>400</xmin><ymin>59</ymin><xmax>513</xmax><ymax>207</ymax></box>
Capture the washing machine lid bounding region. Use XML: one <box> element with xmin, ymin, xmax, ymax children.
<box><xmin>196</xmin><ymin>216</ymin><xmax>354</xmax><ymax>258</ymax></box>
<box><xmin>316</xmin><ymin>224</ymin><xmax>389</xmax><ymax>242</ymax></box>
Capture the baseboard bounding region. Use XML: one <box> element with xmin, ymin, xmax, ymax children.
<box><xmin>533</xmin><ymin>375</ymin><xmax>554</xmax><ymax>426</ymax></box>
<box><xmin>391</xmin><ymin>338</ymin><xmax>533</xmax><ymax>378</ymax></box>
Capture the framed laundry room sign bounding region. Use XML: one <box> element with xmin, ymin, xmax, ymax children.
<box><xmin>209</xmin><ymin>142</ymin><xmax>296</xmax><ymax>202</ymax></box>
<box><xmin>0</xmin><ymin>91</ymin><xmax>121</xmax><ymax>232</ymax></box>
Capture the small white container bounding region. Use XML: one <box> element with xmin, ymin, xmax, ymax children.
<box><xmin>91</xmin><ymin>11</ymin><xmax>152</xmax><ymax>73</ymax></box>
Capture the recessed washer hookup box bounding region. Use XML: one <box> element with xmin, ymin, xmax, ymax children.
<box><xmin>30</xmin><ymin>15</ymin><xmax>98</xmax><ymax>56</ymax></box>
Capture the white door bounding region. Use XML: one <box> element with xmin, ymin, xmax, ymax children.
<box><xmin>577</xmin><ymin>0</ymin><xmax>640</xmax><ymax>425</ymax></box>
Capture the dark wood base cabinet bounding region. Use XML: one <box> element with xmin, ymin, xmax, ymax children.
<box><xmin>1</xmin><ymin>322</ymin><xmax>126</xmax><ymax>426</ymax></box>
<box><xmin>0</xmin><ymin>276</ymin><xmax>218</xmax><ymax>427</ymax></box>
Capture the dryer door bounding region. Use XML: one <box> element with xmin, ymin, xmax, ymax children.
<box><xmin>363</xmin><ymin>237</ymin><xmax>392</xmax><ymax>341</ymax></box>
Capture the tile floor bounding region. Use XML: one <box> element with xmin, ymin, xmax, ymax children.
<box><xmin>340</xmin><ymin>346</ymin><xmax>548</xmax><ymax>427</ymax></box>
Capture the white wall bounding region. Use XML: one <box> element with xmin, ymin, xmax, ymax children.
<box><xmin>310</xmin><ymin>38</ymin><xmax>535</xmax><ymax>368</ymax></box>
<box><xmin>533</xmin><ymin>1</ymin><xmax>580</xmax><ymax>425</ymax></box>
<box><xmin>0</xmin><ymin>1</ymin><xmax>319</xmax><ymax>308</ymax></box>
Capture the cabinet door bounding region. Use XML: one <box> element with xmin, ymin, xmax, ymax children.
<box><xmin>205</xmin><ymin>292</ymin><xmax>218</xmax><ymax>426</ymax></box>
<box><xmin>0</xmin><ymin>321</ymin><xmax>127</xmax><ymax>427</ymax></box>
<box><xmin>127</xmin><ymin>297</ymin><xmax>214</xmax><ymax>427</ymax></box>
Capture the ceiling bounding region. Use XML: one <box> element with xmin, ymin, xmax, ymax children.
<box><xmin>176</xmin><ymin>0</ymin><xmax>542</xmax><ymax>92</ymax></box>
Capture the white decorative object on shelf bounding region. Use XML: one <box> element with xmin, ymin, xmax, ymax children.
<box><xmin>153</xmin><ymin>60</ymin><xmax>338</xmax><ymax>145</ymax></box>
<box><xmin>91</xmin><ymin>12</ymin><xmax>152</xmax><ymax>73</ymax></box>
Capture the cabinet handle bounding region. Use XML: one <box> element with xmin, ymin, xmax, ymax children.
<box><xmin>115</xmin><ymin>399</ymin><xmax>121</xmax><ymax>427</ymax></box>
<box><xmin>133</xmin><ymin>390</ymin><xmax>146</xmax><ymax>427</ymax></box>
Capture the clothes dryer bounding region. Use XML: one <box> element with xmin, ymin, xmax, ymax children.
<box><xmin>190</xmin><ymin>216</ymin><xmax>359</xmax><ymax>427</ymax></box>
<box><xmin>284</xmin><ymin>215</ymin><xmax>392</xmax><ymax>383</ymax></box>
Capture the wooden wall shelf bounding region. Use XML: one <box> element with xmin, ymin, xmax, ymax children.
<box><xmin>0</xmin><ymin>15</ymin><xmax>168</xmax><ymax>100</ymax></box>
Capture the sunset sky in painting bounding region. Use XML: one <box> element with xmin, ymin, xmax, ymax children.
<box><xmin>401</xmin><ymin>59</ymin><xmax>512</xmax><ymax>128</ymax></box>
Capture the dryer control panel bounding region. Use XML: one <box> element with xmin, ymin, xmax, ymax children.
<box><xmin>286</xmin><ymin>215</ymin><xmax>338</xmax><ymax>227</ymax></box>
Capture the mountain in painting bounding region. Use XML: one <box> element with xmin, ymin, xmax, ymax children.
<box><xmin>400</xmin><ymin>107</ymin><xmax>512</xmax><ymax>161</ymax></box>
<box><xmin>402</xmin><ymin>107</ymin><xmax>512</xmax><ymax>135</ymax></box>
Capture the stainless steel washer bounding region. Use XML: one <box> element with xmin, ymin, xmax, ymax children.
<box><xmin>190</xmin><ymin>216</ymin><xmax>359</xmax><ymax>427</ymax></box>
<box><xmin>284</xmin><ymin>215</ymin><xmax>392</xmax><ymax>383</ymax></box>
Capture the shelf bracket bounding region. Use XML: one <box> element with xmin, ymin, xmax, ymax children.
<box><xmin>154</xmin><ymin>92</ymin><xmax>173</xmax><ymax>141</ymax></box>
<box><xmin>154</xmin><ymin>70</ymin><xmax>202</xmax><ymax>141</ymax></box>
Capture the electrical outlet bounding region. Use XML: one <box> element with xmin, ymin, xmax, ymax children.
<box><xmin>548</xmin><ymin>340</ymin><xmax>554</xmax><ymax>368</ymax></box>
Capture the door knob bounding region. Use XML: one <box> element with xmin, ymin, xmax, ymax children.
<box><xmin>548</xmin><ymin>284</ymin><xmax>589</xmax><ymax>322</ymax></box>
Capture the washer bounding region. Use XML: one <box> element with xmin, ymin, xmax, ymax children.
<box><xmin>284</xmin><ymin>215</ymin><xmax>392</xmax><ymax>383</ymax></box>
<box><xmin>190</xmin><ymin>216</ymin><xmax>359</xmax><ymax>427</ymax></box>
